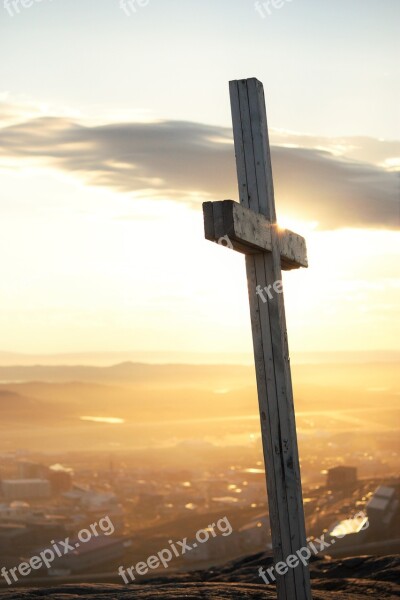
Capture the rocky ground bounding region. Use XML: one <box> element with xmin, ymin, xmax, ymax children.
<box><xmin>0</xmin><ymin>554</ymin><xmax>399</xmax><ymax>599</ymax></box>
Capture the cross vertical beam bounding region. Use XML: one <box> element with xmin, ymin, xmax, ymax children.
<box><xmin>229</xmin><ymin>78</ymin><xmax>311</xmax><ymax>599</ymax></box>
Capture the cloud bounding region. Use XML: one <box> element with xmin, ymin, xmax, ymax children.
<box><xmin>0</xmin><ymin>113</ymin><xmax>398</xmax><ymax>230</ymax></box>
<box><xmin>270</xmin><ymin>131</ymin><xmax>400</xmax><ymax>168</ymax></box>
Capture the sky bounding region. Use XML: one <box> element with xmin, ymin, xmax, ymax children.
<box><xmin>0</xmin><ymin>0</ymin><xmax>399</xmax><ymax>358</ymax></box>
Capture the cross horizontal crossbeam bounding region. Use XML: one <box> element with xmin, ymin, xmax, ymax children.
<box><xmin>203</xmin><ymin>200</ymin><xmax>308</xmax><ymax>270</ymax></box>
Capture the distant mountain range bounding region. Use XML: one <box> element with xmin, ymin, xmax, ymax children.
<box><xmin>0</xmin><ymin>362</ymin><xmax>253</xmax><ymax>385</ymax></box>
<box><xmin>0</xmin><ymin>350</ymin><xmax>398</xmax><ymax>367</ymax></box>
<box><xmin>0</xmin><ymin>388</ymin><xmax>65</xmax><ymax>421</ymax></box>
<box><xmin>0</xmin><ymin>358</ymin><xmax>397</xmax><ymax>451</ymax></box>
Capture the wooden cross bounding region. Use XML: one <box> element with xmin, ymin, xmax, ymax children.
<box><xmin>203</xmin><ymin>78</ymin><xmax>312</xmax><ymax>600</ymax></box>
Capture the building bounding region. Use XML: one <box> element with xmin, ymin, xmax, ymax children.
<box><xmin>48</xmin><ymin>464</ymin><xmax>73</xmax><ymax>495</ymax></box>
<box><xmin>17</xmin><ymin>461</ymin><xmax>49</xmax><ymax>480</ymax></box>
<box><xmin>62</xmin><ymin>486</ymin><xmax>124</xmax><ymax>532</ymax></box>
<box><xmin>366</xmin><ymin>486</ymin><xmax>398</xmax><ymax>531</ymax></box>
<box><xmin>326</xmin><ymin>466</ymin><xmax>358</xmax><ymax>489</ymax></box>
<box><xmin>2</xmin><ymin>479</ymin><xmax>51</xmax><ymax>501</ymax></box>
<box><xmin>62</xmin><ymin>484</ymin><xmax>90</xmax><ymax>504</ymax></box>
<box><xmin>0</xmin><ymin>501</ymin><xmax>31</xmax><ymax>522</ymax></box>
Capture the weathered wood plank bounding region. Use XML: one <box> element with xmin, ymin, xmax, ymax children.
<box><xmin>279</xmin><ymin>228</ymin><xmax>308</xmax><ymax>269</ymax></box>
<box><xmin>203</xmin><ymin>200</ymin><xmax>272</xmax><ymax>254</ymax></box>
<box><xmin>203</xmin><ymin>201</ymin><xmax>215</xmax><ymax>242</ymax></box>
<box><xmin>229</xmin><ymin>78</ymin><xmax>312</xmax><ymax>600</ymax></box>
<box><xmin>231</xmin><ymin>77</ymin><xmax>295</xmax><ymax>600</ymax></box>
<box><xmin>248</xmin><ymin>76</ymin><xmax>311</xmax><ymax>599</ymax></box>
<box><xmin>202</xmin><ymin>200</ymin><xmax>308</xmax><ymax>269</ymax></box>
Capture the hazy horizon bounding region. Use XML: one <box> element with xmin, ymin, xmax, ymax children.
<box><xmin>0</xmin><ymin>349</ymin><xmax>399</xmax><ymax>367</ymax></box>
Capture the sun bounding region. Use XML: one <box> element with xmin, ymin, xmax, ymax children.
<box><xmin>277</xmin><ymin>215</ymin><xmax>319</xmax><ymax>236</ymax></box>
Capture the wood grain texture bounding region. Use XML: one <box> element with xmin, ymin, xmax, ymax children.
<box><xmin>202</xmin><ymin>200</ymin><xmax>308</xmax><ymax>269</ymax></box>
<box><xmin>279</xmin><ymin>228</ymin><xmax>308</xmax><ymax>270</ymax></box>
<box><xmin>229</xmin><ymin>78</ymin><xmax>312</xmax><ymax>600</ymax></box>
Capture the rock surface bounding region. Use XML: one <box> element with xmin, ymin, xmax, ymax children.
<box><xmin>0</xmin><ymin>554</ymin><xmax>398</xmax><ymax>599</ymax></box>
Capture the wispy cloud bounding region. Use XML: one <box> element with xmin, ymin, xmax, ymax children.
<box><xmin>0</xmin><ymin>111</ymin><xmax>398</xmax><ymax>230</ymax></box>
